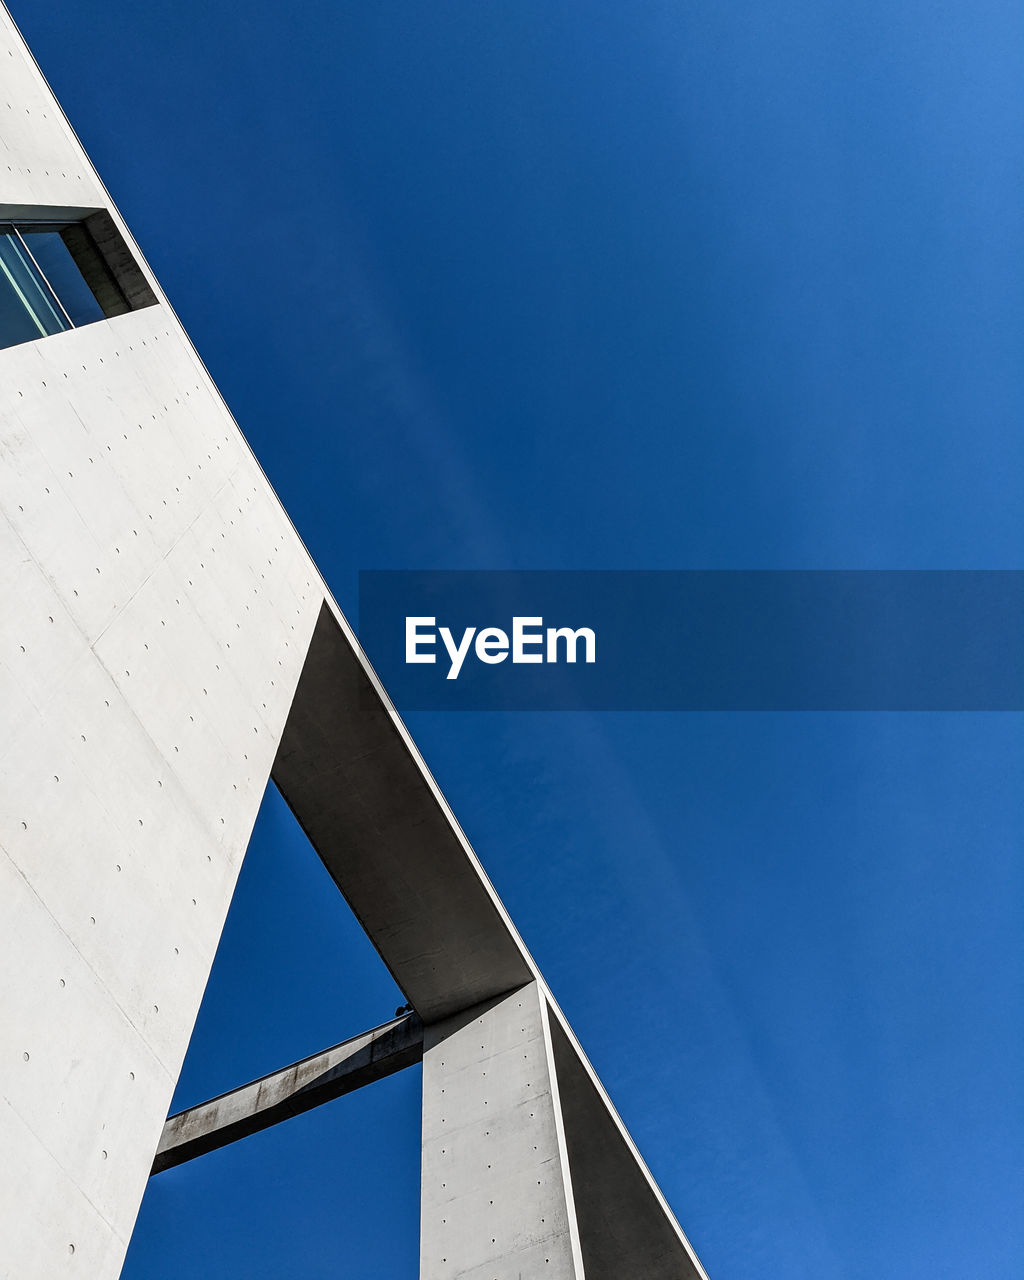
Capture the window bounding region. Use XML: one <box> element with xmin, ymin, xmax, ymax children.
<box><xmin>0</xmin><ymin>212</ymin><xmax>157</xmax><ymax>351</ymax></box>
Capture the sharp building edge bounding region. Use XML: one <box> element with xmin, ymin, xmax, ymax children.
<box><xmin>0</xmin><ymin>7</ymin><xmax>709</xmax><ymax>1277</ymax></box>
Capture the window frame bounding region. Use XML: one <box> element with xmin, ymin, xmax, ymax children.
<box><xmin>0</xmin><ymin>206</ymin><xmax>158</xmax><ymax>352</ymax></box>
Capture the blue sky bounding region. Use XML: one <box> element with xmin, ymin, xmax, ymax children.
<box><xmin>10</xmin><ymin>1</ymin><xmax>1023</xmax><ymax>1275</ymax></box>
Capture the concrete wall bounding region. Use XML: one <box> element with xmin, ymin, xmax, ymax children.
<box><xmin>421</xmin><ymin>984</ymin><xmax>585</xmax><ymax>1280</ymax></box>
<box><xmin>0</xmin><ymin>8</ymin><xmax>323</xmax><ymax>1273</ymax></box>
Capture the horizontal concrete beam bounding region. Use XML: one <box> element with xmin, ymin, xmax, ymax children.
<box><xmin>151</xmin><ymin>1014</ymin><xmax>423</xmax><ymax>1176</ymax></box>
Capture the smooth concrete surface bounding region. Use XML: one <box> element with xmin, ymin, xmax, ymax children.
<box><xmin>153</xmin><ymin>1014</ymin><xmax>423</xmax><ymax>1175</ymax></box>
<box><xmin>272</xmin><ymin>603</ymin><xmax>535</xmax><ymax>1023</ymax></box>
<box><xmin>0</xmin><ymin>17</ymin><xmax>101</xmax><ymax>209</ymax></box>
<box><xmin>0</xmin><ymin>6</ymin><xmax>323</xmax><ymax>1274</ymax></box>
<box><xmin>420</xmin><ymin>983</ymin><xmax>585</xmax><ymax>1280</ymax></box>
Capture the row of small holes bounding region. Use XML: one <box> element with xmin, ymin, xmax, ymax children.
<box><xmin>1</xmin><ymin>90</ymin><xmax>83</xmax><ymax>183</ymax></box>
<box><xmin>435</xmin><ymin>1002</ymin><xmax>553</xmax><ymax>1267</ymax></box>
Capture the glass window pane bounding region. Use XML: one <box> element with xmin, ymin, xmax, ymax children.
<box><xmin>20</xmin><ymin>228</ymin><xmax>106</xmax><ymax>326</ymax></box>
<box><xmin>0</xmin><ymin>230</ymin><xmax>70</xmax><ymax>349</ymax></box>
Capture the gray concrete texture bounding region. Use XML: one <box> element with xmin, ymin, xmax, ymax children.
<box><xmin>0</xmin><ymin>5</ymin><xmax>710</xmax><ymax>1277</ymax></box>
<box><xmin>0</xmin><ymin>7</ymin><xmax>321</xmax><ymax>1272</ymax></box>
<box><xmin>153</xmin><ymin>1014</ymin><xmax>424</xmax><ymax>1175</ymax></box>
<box><xmin>421</xmin><ymin>984</ymin><xmax>585</xmax><ymax>1280</ymax></box>
<box><xmin>272</xmin><ymin>602</ymin><xmax>535</xmax><ymax>1023</ymax></box>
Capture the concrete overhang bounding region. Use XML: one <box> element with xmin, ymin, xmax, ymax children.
<box><xmin>272</xmin><ymin>601</ymin><xmax>535</xmax><ymax>1023</ymax></box>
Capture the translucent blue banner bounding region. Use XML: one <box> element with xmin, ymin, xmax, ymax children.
<box><xmin>357</xmin><ymin>571</ymin><xmax>1024</xmax><ymax>711</ymax></box>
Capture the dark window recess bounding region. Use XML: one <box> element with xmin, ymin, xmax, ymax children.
<box><xmin>0</xmin><ymin>210</ymin><xmax>157</xmax><ymax>352</ymax></box>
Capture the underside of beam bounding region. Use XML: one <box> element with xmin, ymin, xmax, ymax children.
<box><xmin>151</xmin><ymin>1014</ymin><xmax>423</xmax><ymax>1175</ymax></box>
<box><xmin>547</xmin><ymin>1013</ymin><xmax>710</xmax><ymax>1279</ymax></box>
<box><xmin>271</xmin><ymin>602</ymin><xmax>535</xmax><ymax>1022</ymax></box>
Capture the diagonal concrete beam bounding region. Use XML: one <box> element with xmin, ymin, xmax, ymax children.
<box><xmin>151</xmin><ymin>1014</ymin><xmax>423</xmax><ymax>1176</ymax></box>
<box><xmin>271</xmin><ymin>603</ymin><xmax>536</xmax><ymax>1023</ymax></box>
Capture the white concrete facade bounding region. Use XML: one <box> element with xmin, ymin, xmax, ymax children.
<box><xmin>0</xmin><ymin>8</ymin><xmax>710</xmax><ymax>1278</ymax></box>
<box><xmin>421</xmin><ymin>984</ymin><xmax>585</xmax><ymax>1280</ymax></box>
<box><xmin>0</xmin><ymin>8</ymin><xmax>321</xmax><ymax>1273</ymax></box>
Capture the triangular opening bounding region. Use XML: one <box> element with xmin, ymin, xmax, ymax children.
<box><xmin>120</xmin><ymin>779</ymin><xmax>422</xmax><ymax>1279</ymax></box>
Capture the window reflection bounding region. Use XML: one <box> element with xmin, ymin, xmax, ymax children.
<box><xmin>20</xmin><ymin>229</ymin><xmax>106</xmax><ymax>327</ymax></box>
<box><xmin>0</xmin><ymin>227</ymin><xmax>71</xmax><ymax>348</ymax></box>
<box><xmin>0</xmin><ymin>219</ymin><xmax>131</xmax><ymax>351</ymax></box>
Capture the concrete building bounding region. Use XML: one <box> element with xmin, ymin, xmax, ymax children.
<box><xmin>0</xmin><ymin>6</ymin><xmax>709</xmax><ymax>1276</ymax></box>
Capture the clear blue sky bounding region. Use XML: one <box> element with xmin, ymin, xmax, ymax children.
<box><xmin>10</xmin><ymin>1</ymin><xmax>1023</xmax><ymax>1275</ymax></box>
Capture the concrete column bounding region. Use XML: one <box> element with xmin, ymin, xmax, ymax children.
<box><xmin>420</xmin><ymin>982</ymin><xmax>586</xmax><ymax>1280</ymax></box>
